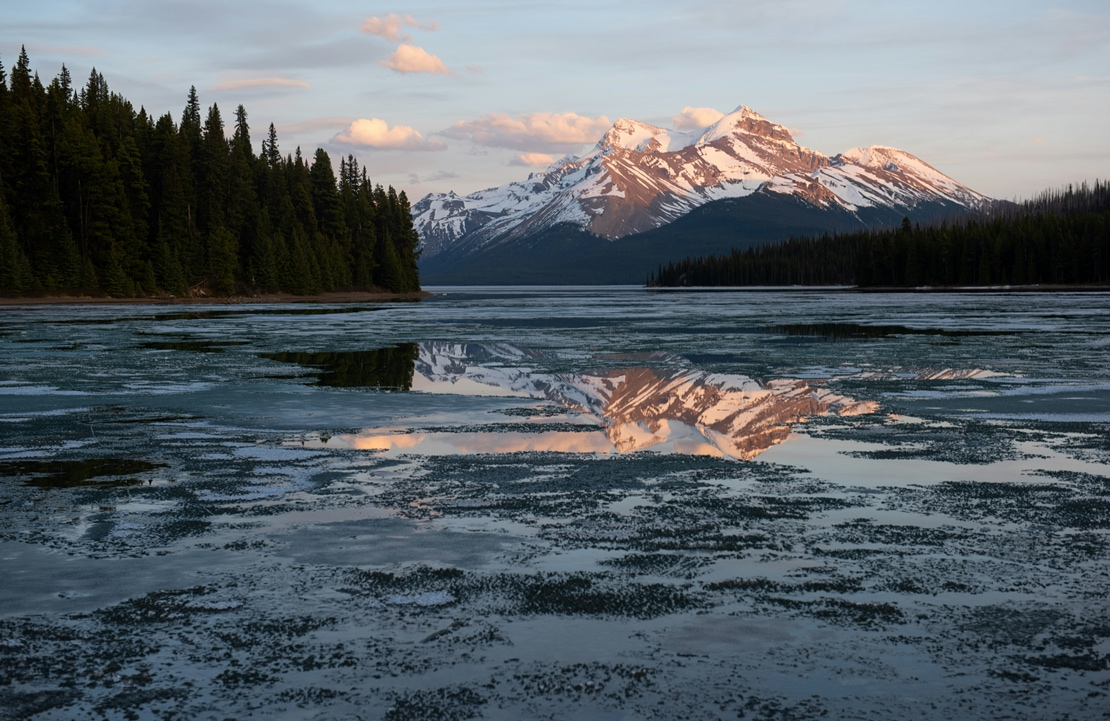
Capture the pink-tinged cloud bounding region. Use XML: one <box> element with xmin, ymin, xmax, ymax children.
<box><xmin>332</xmin><ymin>118</ymin><xmax>446</xmax><ymax>151</ymax></box>
<box><xmin>333</xmin><ymin>430</ymin><xmax>615</xmax><ymax>455</ymax></box>
<box><xmin>212</xmin><ymin>77</ymin><xmax>310</xmax><ymax>92</ymax></box>
<box><xmin>361</xmin><ymin>13</ymin><xmax>439</xmax><ymax>43</ymax></box>
<box><xmin>442</xmin><ymin>112</ymin><xmax>613</xmax><ymax>152</ymax></box>
<box><xmin>338</xmin><ymin>433</ymin><xmax>426</xmax><ymax>451</ymax></box>
<box><xmin>509</xmin><ymin>152</ymin><xmax>555</xmax><ymax>168</ymax></box>
<box><xmin>380</xmin><ymin>45</ymin><xmax>451</xmax><ymax>75</ymax></box>
<box><xmin>672</xmin><ymin>106</ymin><xmax>724</xmax><ymax>130</ymax></box>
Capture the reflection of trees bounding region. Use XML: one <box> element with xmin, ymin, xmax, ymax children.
<box><xmin>263</xmin><ymin>344</ymin><xmax>418</xmax><ymax>389</ymax></box>
<box><xmin>0</xmin><ymin>459</ymin><xmax>163</xmax><ymax>488</ymax></box>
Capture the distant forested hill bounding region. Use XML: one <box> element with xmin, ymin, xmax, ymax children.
<box><xmin>648</xmin><ymin>181</ymin><xmax>1110</xmax><ymax>288</ymax></box>
<box><xmin>0</xmin><ymin>47</ymin><xmax>421</xmax><ymax>298</ymax></box>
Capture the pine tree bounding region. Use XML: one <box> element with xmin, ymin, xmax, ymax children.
<box><xmin>103</xmin><ymin>248</ymin><xmax>131</xmax><ymax>297</ymax></box>
<box><xmin>227</xmin><ymin>104</ymin><xmax>259</xmax><ymax>275</ymax></box>
<box><xmin>198</xmin><ymin>103</ymin><xmax>228</xmax><ymax>234</ymax></box>
<box><xmin>0</xmin><ymin>54</ymin><xmax>10</xmax><ymax>190</ymax></box>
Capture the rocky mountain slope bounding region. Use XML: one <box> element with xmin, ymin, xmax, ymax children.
<box><xmin>415</xmin><ymin>105</ymin><xmax>993</xmax><ymax>283</ymax></box>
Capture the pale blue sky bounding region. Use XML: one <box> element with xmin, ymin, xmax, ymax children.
<box><xmin>4</xmin><ymin>1</ymin><xmax>1108</xmax><ymax>201</ymax></box>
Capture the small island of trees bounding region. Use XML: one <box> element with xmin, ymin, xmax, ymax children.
<box><xmin>0</xmin><ymin>47</ymin><xmax>421</xmax><ymax>298</ymax></box>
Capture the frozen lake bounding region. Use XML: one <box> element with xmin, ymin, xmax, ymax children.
<box><xmin>1</xmin><ymin>287</ymin><xmax>1108</xmax><ymax>719</ymax></box>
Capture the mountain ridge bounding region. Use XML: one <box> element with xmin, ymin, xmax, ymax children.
<box><xmin>415</xmin><ymin>105</ymin><xmax>994</xmax><ymax>284</ymax></box>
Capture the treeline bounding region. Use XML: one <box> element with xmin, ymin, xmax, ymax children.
<box><xmin>857</xmin><ymin>181</ymin><xmax>1109</xmax><ymax>286</ymax></box>
<box><xmin>0</xmin><ymin>47</ymin><xmax>421</xmax><ymax>297</ymax></box>
<box><xmin>647</xmin><ymin>234</ymin><xmax>858</xmax><ymax>287</ymax></box>
<box><xmin>647</xmin><ymin>181</ymin><xmax>1110</xmax><ymax>288</ymax></box>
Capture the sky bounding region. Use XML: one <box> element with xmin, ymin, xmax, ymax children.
<box><xmin>3</xmin><ymin>0</ymin><xmax>1108</xmax><ymax>202</ymax></box>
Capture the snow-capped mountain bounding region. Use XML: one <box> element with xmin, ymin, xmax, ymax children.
<box><xmin>414</xmin><ymin>105</ymin><xmax>992</xmax><ymax>260</ymax></box>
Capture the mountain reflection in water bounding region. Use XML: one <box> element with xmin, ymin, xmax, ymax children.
<box><xmin>322</xmin><ymin>343</ymin><xmax>878</xmax><ymax>460</ymax></box>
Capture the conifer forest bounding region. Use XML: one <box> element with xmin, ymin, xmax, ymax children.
<box><xmin>0</xmin><ymin>48</ymin><xmax>422</xmax><ymax>298</ymax></box>
<box><xmin>648</xmin><ymin>181</ymin><xmax>1110</xmax><ymax>288</ymax></box>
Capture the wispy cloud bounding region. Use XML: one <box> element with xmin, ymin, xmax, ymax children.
<box><xmin>279</xmin><ymin>117</ymin><xmax>354</xmax><ymax>134</ymax></box>
<box><xmin>27</xmin><ymin>44</ymin><xmax>106</xmax><ymax>58</ymax></box>
<box><xmin>442</xmin><ymin>112</ymin><xmax>612</xmax><ymax>152</ymax></box>
<box><xmin>672</xmin><ymin>106</ymin><xmax>724</xmax><ymax>130</ymax></box>
<box><xmin>361</xmin><ymin>13</ymin><xmax>439</xmax><ymax>43</ymax></box>
<box><xmin>509</xmin><ymin>152</ymin><xmax>555</xmax><ymax>168</ymax></box>
<box><xmin>332</xmin><ymin>118</ymin><xmax>446</xmax><ymax>151</ymax></box>
<box><xmin>212</xmin><ymin>77</ymin><xmax>310</xmax><ymax>92</ymax></box>
<box><xmin>380</xmin><ymin>44</ymin><xmax>451</xmax><ymax>75</ymax></box>
<box><xmin>409</xmin><ymin>170</ymin><xmax>459</xmax><ymax>184</ymax></box>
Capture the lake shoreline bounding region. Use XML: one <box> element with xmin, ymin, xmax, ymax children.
<box><xmin>0</xmin><ymin>290</ymin><xmax>433</xmax><ymax>306</ymax></box>
<box><xmin>645</xmin><ymin>284</ymin><xmax>1110</xmax><ymax>292</ymax></box>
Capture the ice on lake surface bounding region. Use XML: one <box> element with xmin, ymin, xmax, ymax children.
<box><xmin>1</xmin><ymin>287</ymin><xmax>1108</xmax><ymax>720</ymax></box>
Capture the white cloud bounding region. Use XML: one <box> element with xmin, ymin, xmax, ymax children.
<box><xmin>332</xmin><ymin>118</ymin><xmax>446</xmax><ymax>151</ymax></box>
<box><xmin>442</xmin><ymin>112</ymin><xmax>613</xmax><ymax>151</ymax></box>
<box><xmin>360</xmin><ymin>14</ymin><xmax>439</xmax><ymax>43</ymax></box>
<box><xmin>212</xmin><ymin>77</ymin><xmax>310</xmax><ymax>92</ymax></box>
<box><xmin>672</xmin><ymin>106</ymin><xmax>724</xmax><ymax>130</ymax></box>
<box><xmin>379</xmin><ymin>44</ymin><xmax>451</xmax><ymax>75</ymax></box>
<box><xmin>509</xmin><ymin>153</ymin><xmax>555</xmax><ymax>168</ymax></box>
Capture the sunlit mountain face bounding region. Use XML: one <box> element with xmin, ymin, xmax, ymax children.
<box><xmin>322</xmin><ymin>343</ymin><xmax>878</xmax><ymax>460</ymax></box>
<box><xmin>414</xmin><ymin>106</ymin><xmax>993</xmax><ymax>257</ymax></box>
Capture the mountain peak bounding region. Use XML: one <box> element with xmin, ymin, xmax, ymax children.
<box><xmin>698</xmin><ymin>105</ymin><xmax>795</xmax><ymax>145</ymax></box>
<box><xmin>734</xmin><ymin>104</ymin><xmax>765</xmax><ymax>119</ymax></box>
<box><xmin>597</xmin><ymin>118</ymin><xmax>671</xmax><ymax>153</ymax></box>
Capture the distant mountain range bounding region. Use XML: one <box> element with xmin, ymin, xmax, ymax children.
<box><xmin>415</xmin><ymin>106</ymin><xmax>994</xmax><ymax>284</ymax></box>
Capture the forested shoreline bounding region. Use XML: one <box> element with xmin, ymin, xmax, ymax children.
<box><xmin>648</xmin><ymin>181</ymin><xmax>1110</xmax><ymax>288</ymax></box>
<box><xmin>0</xmin><ymin>48</ymin><xmax>421</xmax><ymax>298</ymax></box>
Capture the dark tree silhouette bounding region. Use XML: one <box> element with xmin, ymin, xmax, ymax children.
<box><xmin>0</xmin><ymin>49</ymin><xmax>422</xmax><ymax>297</ymax></box>
<box><xmin>648</xmin><ymin>182</ymin><xmax>1109</xmax><ymax>288</ymax></box>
